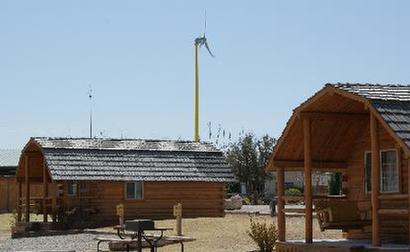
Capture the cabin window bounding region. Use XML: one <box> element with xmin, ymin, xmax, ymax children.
<box><xmin>67</xmin><ymin>181</ymin><xmax>77</xmax><ymax>196</ymax></box>
<box><xmin>126</xmin><ymin>182</ymin><xmax>143</xmax><ymax>199</ymax></box>
<box><xmin>364</xmin><ymin>150</ymin><xmax>399</xmax><ymax>193</ymax></box>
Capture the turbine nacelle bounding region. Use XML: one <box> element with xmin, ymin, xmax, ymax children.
<box><xmin>194</xmin><ymin>35</ymin><xmax>215</xmax><ymax>58</ymax></box>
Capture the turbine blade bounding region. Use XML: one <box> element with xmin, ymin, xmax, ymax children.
<box><xmin>204</xmin><ymin>40</ymin><xmax>215</xmax><ymax>57</ymax></box>
<box><xmin>204</xmin><ymin>10</ymin><xmax>207</xmax><ymax>36</ymax></box>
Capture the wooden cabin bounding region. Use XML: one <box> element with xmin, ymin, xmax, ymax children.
<box><xmin>267</xmin><ymin>83</ymin><xmax>410</xmax><ymax>250</ymax></box>
<box><xmin>15</xmin><ymin>137</ymin><xmax>234</xmax><ymax>228</ymax></box>
<box><xmin>0</xmin><ymin>150</ymin><xmax>20</xmax><ymax>211</ymax></box>
<box><xmin>0</xmin><ymin>150</ymin><xmax>43</xmax><ymax>212</ymax></box>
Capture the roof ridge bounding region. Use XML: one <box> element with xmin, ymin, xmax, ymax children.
<box><xmin>327</xmin><ymin>82</ymin><xmax>410</xmax><ymax>87</ymax></box>
<box><xmin>32</xmin><ymin>137</ymin><xmax>209</xmax><ymax>144</ymax></box>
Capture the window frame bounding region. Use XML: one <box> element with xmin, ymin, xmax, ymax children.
<box><xmin>125</xmin><ymin>181</ymin><xmax>144</xmax><ymax>200</ymax></box>
<box><xmin>364</xmin><ymin>149</ymin><xmax>400</xmax><ymax>194</ymax></box>
<box><xmin>67</xmin><ymin>181</ymin><xmax>78</xmax><ymax>196</ymax></box>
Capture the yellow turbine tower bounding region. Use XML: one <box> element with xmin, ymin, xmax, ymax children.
<box><xmin>193</xmin><ymin>19</ymin><xmax>215</xmax><ymax>143</ymax></box>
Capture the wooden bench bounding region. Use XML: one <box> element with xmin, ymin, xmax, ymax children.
<box><xmin>95</xmin><ymin>237</ymin><xmax>135</xmax><ymax>252</ymax></box>
<box><xmin>315</xmin><ymin>200</ymin><xmax>371</xmax><ymax>232</ymax></box>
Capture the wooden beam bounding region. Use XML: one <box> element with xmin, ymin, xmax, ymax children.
<box><xmin>51</xmin><ymin>182</ymin><xmax>57</xmax><ymax>223</ymax></box>
<box><xmin>300</xmin><ymin>111</ymin><xmax>369</xmax><ymax>120</ymax></box>
<box><xmin>283</xmin><ymin>208</ymin><xmax>306</xmax><ymax>214</ymax></box>
<box><xmin>16</xmin><ymin>177</ymin><xmax>47</xmax><ymax>183</ymax></box>
<box><xmin>370</xmin><ymin>113</ymin><xmax>381</xmax><ymax>246</ymax></box>
<box><xmin>273</xmin><ymin>160</ymin><xmax>347</xmax><ymax>170</ymax></box>
<box><xmin>24</xmin><ymin>156</ymin><xmax>30</xmax><ymax>223</ymax></box>
<box><xmin>42</xmin><ymin>160</ymin><xmax>48</xmax><ymax>222</ymax></box>
<box><xmin>378</xmin><ymin>209</ymin><xmax>409</xmax><ymax>216</ymax></box>
<box><xmin>17</xmin><ymin>181</ymin><xmax>22</xmax><ymax>222</ymax></box>
<box><xmin>277</xmin><ymin>166</ymin><xmax>286</xmax><ymax>242</ymax></box>
<box><xmin>378</xmin><ymin>194</ymin><xmax>408</xmax><ymax>200</ymax></box>
<box><xmin>303</xmin><ymin>116</ymin><xmax>313</xmax><ymax>244</ymax></box>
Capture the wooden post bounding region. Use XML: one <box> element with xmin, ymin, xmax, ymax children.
<box><xmin>173</xmin><ymin>203</ymin><xmax>183</xmax><ymax>236</ymax></box>
<box><xmin>6</xmin><ymin>178</ymin><xmax>10</xmax><ymax>211</ymax></box>
<box><xmin>24</xmin><ymin>156</ymin><xmax>30</xmax><ymax>223</ymax></box>
<box><xmin>277</xmin><ymin>166</ymin><xmax>286</xmax><ymax>241</ymax></box>
<box><xmin>51</xmin><ymin>182</ymin><xmax>57</xmax><ymax>223</ymax></box>
<box><xmin>303</xmin><ymin>116</ymin><xmax>313</xmax><ymax>244</ymax></box>
<box><xmin>43</xmin><ymin>160</ymin><xmax>48</xmax><ymax>222</ymax></box>
<box><xmin>370</xmin><ymin>113</ymin><xmax>381</xmax><ymax>246</ymax></box>
<box><xmin>17</xmin><ymin>181</ymin><xmax>22</xmax><ymax>222</ymax></box>
<box><xmin>116</xmin><ymin>203</ymin><xmax>124</xmax><ymax>226</ymax></box>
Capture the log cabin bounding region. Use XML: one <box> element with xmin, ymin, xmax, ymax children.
<box><xmin>0</xmin><ymin>150</ymin><xmax>20</xmax><ymax>211</ymax></box>
<box><xmin>267</xmin><ymin>83</ymin><xmax>410</xmax><ymax>251</ymax></box>
<box><xmin>15</xmin><ymin>137</ymin><xmax>234</xmax><ymax>228</ymax></box>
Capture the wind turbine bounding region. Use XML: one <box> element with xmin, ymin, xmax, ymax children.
<box><xmin>194</xmin><ymin>13</ymin><xmax>215</xmax><ymax>143</ymax></box>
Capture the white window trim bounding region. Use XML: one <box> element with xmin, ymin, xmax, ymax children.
<box><xmin>364</xmin><ymin>149</ymin><xmax>400</xmax><ymax>194</ymax></box>
<box><xmin>125</xmin><ymin>181</ymin><xmax>144</xmax><ymax>200</ymax></box>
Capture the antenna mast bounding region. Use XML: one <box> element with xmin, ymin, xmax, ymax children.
<box><xmin>88</xmin><ymin>85</ymin><xmax>93</xmax><ymax>138</ymax></box>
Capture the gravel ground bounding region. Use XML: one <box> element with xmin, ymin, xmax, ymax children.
<box><xmin>0</xmin><ymin>213</ymin><xmax>341</xmax><ymax>252</ymax></box>
<box><xmin>0</xmin><ymin>233</ymin><xmax>106</xmax><ymax>252</ymax></box>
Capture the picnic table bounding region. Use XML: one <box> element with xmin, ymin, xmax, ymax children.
<box><xmin>95</xmin><ymin>219</ymin><xmax>195</xmax><ymax>252</ymax></box>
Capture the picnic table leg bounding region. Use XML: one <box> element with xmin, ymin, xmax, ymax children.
<box><xmin>180</xmin><ymin>241</ymin><xmax>184</xmax><ymax>252</ymax></box>
<box><xmin>97</xmin><ymin>240</ymin><xmax>102</xmax><ymax>252</ymax></box>
<box><xmin>137</xmin><ymin>231</ymin><xmax>142</xmax><ymax>252</ymax></box>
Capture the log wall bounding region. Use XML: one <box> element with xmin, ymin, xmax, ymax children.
<box><xmin>346</xmin><ymin>121</ymin><xmax>409</xmax><ymax>243</ymax></box>
<box><xmin>62</xmin><ymin>181</ymin><xmax>225</xmax><ymax>224</ymax></box>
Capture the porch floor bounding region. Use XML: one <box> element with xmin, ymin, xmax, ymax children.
<box><xmin>276</xmin><ymin>239</ymin><xmax>410</xmax><ymax>252</ymax></box>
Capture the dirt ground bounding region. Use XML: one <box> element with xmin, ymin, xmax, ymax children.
<box><xmin>0</xmin><ymin>213</ymin><xmax>343</xmax><ymax>252</ymax></box>
<box><xmin>151</xmin><ymin>214</ymin><xmax>342</xmax><ymax>252</ymax></box>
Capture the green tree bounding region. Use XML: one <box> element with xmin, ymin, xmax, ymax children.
<box><xmin>226</xmin><ymin>133</ymin><xmax>276</xmax><ymax>203</ymax></box>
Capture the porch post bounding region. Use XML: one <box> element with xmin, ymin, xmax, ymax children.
<box><xmin>408</xmin><ymin>157</ymin><xmax>410</xmax><ymax>245</ymax></box>
<box><xmin>303</xmin><ymin>116</ymin><xmax>313</xmax><ymax>243</ymax></box>
<box><xmin>51</xmin><ymin>182</ymin><xmax>57</xmax><ymax>223</ymax></box>
<box><xmin>43</xmin><ymin>160</ymin><xmax>48</xmax><ymax>222</ymax></box>
<box><xmin>24</xmin><ymin>156</ymin><xmax>30</xmax><ymax>223</ymax></box>
<box><xmin>17</xmin><ymin>181</ymin><xmax>22</xmax><ymax>222</ymax></box>
<box><xmin>370</xmin><ymin>113</ymin><xmax>380</xmax><ymax>246</ymax></box>
<box><xmin>277</xmin><ymin>166</ymin><xmax>286</xmax><ymax>241</ymax></box>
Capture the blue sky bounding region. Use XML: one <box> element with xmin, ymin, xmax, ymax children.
<box><xmin>1</xmin><ymin>1</ymin><xmax>410</xmax><ymax>149</ymax></box>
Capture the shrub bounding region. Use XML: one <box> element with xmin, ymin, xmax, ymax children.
<box><xmin>285</xmin><ymin>187</ymin><xmax>302</xmax><ymax>196</ymax></box>
<box><xmin>247</xmin><ymin>218</ymin><xmax>277</xmax><ymax>252</ymax></box>
<box><xmin>242</xmin><ymin>196</ymin><xmax>252</xmax><ymax>205</ymax></box>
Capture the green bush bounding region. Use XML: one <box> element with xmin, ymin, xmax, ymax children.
<box><xmin>247</xmin><ymin>218</ymin><xmax>277</xmax><ymax>252</ymax></box>
<box><xmin>243</xmin><ymin>196</ymin><xmax>252</xmax><ymax>205</ymax></box>
<box><xmin>285</xmin><ymin>187</ymin><xmax>302</xmax><ymax>196</ymax></box>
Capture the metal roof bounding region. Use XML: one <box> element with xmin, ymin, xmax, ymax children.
<box><xmin>31</xmin><ymin>138</ymin><xmax>235</xmax><ymax>182</ymax></box>
<box><xmin>331</xmin><ymin>83</ymin><xmax>410</xmax><ymax>149</ymax></box>
<box><xmin>0</xmin><ymin>149</ymin><xmax>20</xmax><ymax>176</ymax></box>
<box><xmin>0</xmin><ymin>149</ymin><xmax>20</xmax><ymax>167</ymax></box>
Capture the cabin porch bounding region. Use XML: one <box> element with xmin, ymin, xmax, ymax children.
<box><xmin>276</xmin><ymin>240</ymin><xmax>410</xmax><ymax>252</ymax></box>
<box><xmin>268</xmin><ymin>86</ymin><xmax>410</xmax><ymax>250</ymax></box>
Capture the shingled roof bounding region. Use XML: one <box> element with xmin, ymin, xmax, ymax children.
<box><xmin>268</xmin><ymin>83</ymin><xmax>410</xmax><ymax>169</ymax></box>
<box><xmin>331</xmin><ymin>83</ymin><xmax>410</xmax><ymax>149</ymax></box>
<box><xmin>30</xmin><ymin>138</ymin><xmax>235</xmax><ymax>182</ymax></box>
